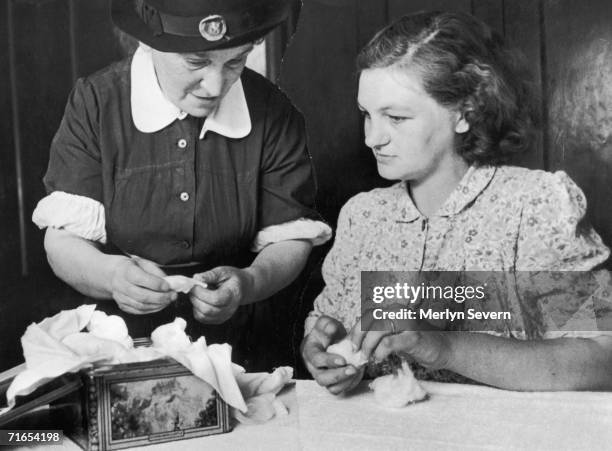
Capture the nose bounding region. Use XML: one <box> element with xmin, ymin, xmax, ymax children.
<box><xmin>199</xmin><ymin>67</ymin><xmax>225</xmax><ymax>97</ymax></box>
<box><xmin>364</xmin><ymin>118</ymin><xmax>389</xmax><ymax>150</ymax></box>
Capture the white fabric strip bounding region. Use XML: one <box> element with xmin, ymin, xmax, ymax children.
<box><xmin>32</xmin><ymin>191</ymin><xmax>106</xmax><ymax>244</ymax></box>
<box><xmin>250</xmin><ymin>218</ymin><xmax>332</xmax><ymax>252</ymax></box>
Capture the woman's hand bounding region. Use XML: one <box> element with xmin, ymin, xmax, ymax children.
<box><xmin>349</xmin><ymin>316</ymin><xmax>452</xmax><ymax>370</ymax></box>
<box><xmin>301</xmin><ymin>316</ymin><xmax>365</xmax><ymax>395</ymax></box>
<box><xmin>110</xmin><ymin>256</ymin><xmax>177</xmax><ymax>314</ymax></box>
<box><xmin>189</xmin><ymin>266</ymin><xmax>254</xmax><ymax>324</ymax></box>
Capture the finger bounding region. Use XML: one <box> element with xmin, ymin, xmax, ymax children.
<box><xmin>194</xmin><ymin>267</ymin><xmax>227</xmax><ymax>285</ymax></box>
<box><xmin>190</xmin><ymin>285</ymin><xmax>233</xmax><ymax>308</ymax></box>
<box><xmin>191</xmin><ymin>300</ymin><xmax>226</xmax><ymax>324</ymax></box>
<box><xmin>125</xmin><ymin>284</ymin><xmax>176</xmax><ymax>305</ymax></box>
<box><xmin>313</xmin><ymin>316</ymin><xmax>347</xmax><ymax>347</ymax></box>
<box><xmin>374</xmin><ymin>331</ymin><xmax>447</xmax><ymax>368</ymax></box>
<box><xmin>360</xmin><ymin>330</ymin><xmax>393</xmax><ymax>360</ymax></box>
<box><xmin>302</xmin><ymin>329</ymin><xmax>347</xmax><ymax>368</ymax></box>
<box><xmin>315</xmin><ymin>366</ymin><xmax>358</xmax><ymax>387</ymax></box>
<box><xmin>310</xmin><ymin>349</ymin><xmax>347</xmax><ymax>369</ymax></box>
<box><xmin>114</xmin><ymin>292</ymin><xmax>166</xmax><ymax>314</ymax></box>
<box><xmin>372</xmin><ymin>333</ymin><xmax>400</xmax><ymax>362</ymax></box>
<box><xmin>327</xmin><ymin>372</ymin><xmax>362</xmax><ymax>395</ymax></box>
<box><xmin>125</xmin><ymin>265</ymin><xmax>171</xmax><ymax>292</ymax></box>
<box><xmin>348</xmin><ymin>318</ymin><xmax>367</xmax><ymax>350</ymax></box>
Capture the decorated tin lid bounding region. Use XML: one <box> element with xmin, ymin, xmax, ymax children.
<box><xmin>111</xmin><ymin>0</ymin><xmax>294</xmax><ymax>52</ymax></box>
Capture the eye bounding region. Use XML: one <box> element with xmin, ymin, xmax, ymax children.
<box><xmin>387</xmin><ymin>115</ymin><xmax>408</xmax><ymax>124</ymax></box>
<box><xmin>226</xmin><ymin>56</ymin><xmax>247</xmax><ymax>68</ymax></box>
<box><xmin>185</xmin><ymin>59</ymin><xmax>211</xmax><ymax>69</ymax></box>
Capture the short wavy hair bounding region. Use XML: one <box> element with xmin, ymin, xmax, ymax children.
<box><xmin>356</xmin><ymin>11</ymin><xmax>538</xmax><ymax>165</ymax></box>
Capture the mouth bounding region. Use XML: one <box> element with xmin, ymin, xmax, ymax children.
<box><xmin>373</xmin><ymin>151</ymin><xmax>395</xmax><ymax>161</ymax></box>
<box><xmin>191</xmin><ymin>93</ymin><xmax>219</xmax><ymax>103</ymax></box>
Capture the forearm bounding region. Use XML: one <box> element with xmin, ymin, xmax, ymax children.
<box><xmin>442</xmin><ymin>332</ymin><xmax>612</xmax><ymax>391</ymax></box>
<box><xmin>44</xmin><ymin>228</ymin><xmax>129</xmax><ymax>300</ymax></box>
<box><xmin>243</xmin><ymin>239</ymin><xmax>312</xmax><ymax>304</ymax></box>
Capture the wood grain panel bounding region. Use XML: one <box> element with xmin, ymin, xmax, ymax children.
<box><xmin>388</xmin><ymin>0</ymin><xmax>472</xmax><ymax>20</ymax></box>
<box><xmin>71</xmin><ymin>0</ymin><xmax>124</xmax><ymax>78</ymax></box>
<box><xmin>0</xmin><ymin>1</ymin><xmax>20</xmax><ymax>287</ymax></box>
<box><xmin>281</xmin><ymin>0</ymin><xmax>387</xmax><ymax>224</ymax></box>
<box><xmin>543</xmin><ymin>0</ymin><xmax>612</xmax><ymax>250</ymax></box>
<box><xmin>357</xmin><ymin>0</ymin><xmax>388</xmax><ymax>47</ymax></box>
<box><xmin>472</xmin><ymin>0</ymin><xmax>504</xmax><ymax>35</ymax></box>
<box><xmin>504</xmin><ymin>0</ymin><xmax>544</xmax><ymax>169</ymax></box>
<box><xmin>13</xmin><ymin>0</ymin><xmax>73</xmax><ymax>273</ymax></box>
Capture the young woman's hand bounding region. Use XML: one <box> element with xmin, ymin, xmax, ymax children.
<box><xmin>110</xmin><ymin>256</ymin><xmax>176</xmax><ymax>314</ymax></box>
<box><xmin>301</xmin><ymin>316</ymin><xmax>365</xmax><ymax>395</ymax></box>
<box><xmin>189</xmin><ymin>266</ymin><xmax>254</xmax><ymax>324</ymax></box>
<box><xmin>349</xmin><ymin>316</ymin><xmax>452</xmax><ymax>370</ymax></box>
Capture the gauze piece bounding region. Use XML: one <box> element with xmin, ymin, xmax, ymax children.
<box><xmin>164</xmin><ymin>275</ymin><xmax>208</xmax><ymax>293</ymax></box>
<box><xmin>327</xmin><ymin>338</ymin><xmax>368</xmax><ymax>367</ymax></box>
<box><xmin>369</xmin><ymin>361</ymin><xmax>428</xmax><ymax>407</ymax></box>
<box><xmin>235</xmin><ymin>366</ymin><xmax>293</xmax><ymax>399</ymax></box>
<box><xmin>233</xmin><ymin>393</ymin><xmax>277</xmax><ymax>424</ymax></box>
<box><xmin>87</xmin><ymin>311</ymin><xmax>133</xmax><ymax>349</ymax></box>
<box><xmin>62</xmin><ymin>332</ymin><xmax>131</xmax><ymax>363</ymax></box>
<box><xmin>231</xmin><ymin>367</ymin><xmax>294</xmax><ymax>424</ymax></box>
<box><xmin>150</xmin><ymin>318</ymin><xmax>191</xmax><ymax>352</ymax></box>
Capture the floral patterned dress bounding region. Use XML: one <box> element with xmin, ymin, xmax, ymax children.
<box><xmin>306</xmin><ymin>165</ymin><xmax>612</xmax><ymax>382</ymax></box>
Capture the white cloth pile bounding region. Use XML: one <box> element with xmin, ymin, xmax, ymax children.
<box><xmin>0</xmin><ymin>305</ymin><xmax>292</xmax><ymax>423</ymax></box>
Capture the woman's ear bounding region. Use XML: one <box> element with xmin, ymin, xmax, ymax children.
<box><xmin>455</xmin><ymin>115</ymin><xmax>469</xmax><ymax>134</ymax></box>
<box><xmin>454</xmin><ymin>107</ymin><xmax>471</xmax><ymax>134</ymax></box>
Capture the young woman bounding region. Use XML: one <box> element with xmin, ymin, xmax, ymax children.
<box><xmin>302</xmin><ymin>11</ymin><xmax>612</xmax><ymax>392</ymax></box>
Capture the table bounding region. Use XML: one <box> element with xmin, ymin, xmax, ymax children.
<box><xmin>11</xmin><ymin>380</ymin><xmax>612</xmax><ymax>450</ymax></box>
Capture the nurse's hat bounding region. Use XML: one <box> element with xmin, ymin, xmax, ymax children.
<box><xmin>112</xmin><ymin>0</ymin><xmax>293</xmax><ymax>52</ymax></box>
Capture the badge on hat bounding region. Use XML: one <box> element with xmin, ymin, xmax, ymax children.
<box><xmin>199</xmin><ymin>15</ymin><xmax>227</xmax><ymax>41</ymax></box>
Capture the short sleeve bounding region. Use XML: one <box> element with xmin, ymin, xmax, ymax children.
<box><xmin>516</xmin><ymin>171</ymin><xmax>609</xmax><ymax>270</ymax></box>
<box><xmin>305</xmin><ymin>196</ymin><xmax>364</xmax><ymax>336</ymax></box>
<box><xmin>43</xmin><ymin>78</ymin><xmax>103</xmax><ymax>202</ymax></box>
<box><xmin>515</xmin><ymin>171</ymin><xmax>612</xmax><ymax>339</ymax></box>
<box><xmin>258</xmin><ymin>88</ymin><xmax>319</xmax><ymax>229</ymax></box>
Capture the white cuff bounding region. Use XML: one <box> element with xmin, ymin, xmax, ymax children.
<box><xmin>251</xmin><ymin>218</ymin><xmax>332</xmax><ymax>252</ymax></box>
<box><xmin>32</xmin><ymin>191</ymin><xmax>107</xmax><ymax>244</ymax></box>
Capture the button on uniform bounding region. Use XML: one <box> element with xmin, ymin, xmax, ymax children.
<box><xmin>179</xmin><ymin>192</ymin><xmax>190</xmax><ymax>202</ymax></box>
<box><xmin>177</xmin><ymin>138</ymin><xmax>187</xmax><ymax>149</ymax></box>
<box><xmin>178</xmin><ymin>240</ymin><xmax>190</xmax><ymax>249</ymax></box>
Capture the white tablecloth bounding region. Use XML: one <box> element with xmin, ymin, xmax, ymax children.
<box><xmin>16</xmin><ymin>380</ymin><xmax>612</xmax><ymax>451</ymax></box>
<box><xmin>296</xmin><ymin>380</ymin><xmax>612</xmax><ymax>451</ymax></box>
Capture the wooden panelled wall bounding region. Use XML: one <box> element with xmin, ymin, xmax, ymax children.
<box><xmin>0</xmin><ymin>0</ymin><xmax>123</xmax><ymax>369</ymax></box>
<box><xmin>280</xmin><ymin>0</ymin><xmax>612</xmax><ymax>256</ymax></box>
<box><xmin>0</xmin><ymin>0</ymin><xmax>123</xmax><ymax>287</ymax></box>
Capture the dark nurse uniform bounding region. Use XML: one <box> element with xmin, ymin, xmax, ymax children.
<box><xmin>43</xmin><ymin>57</ymin><xmax>320</xmax><ymax>370</ymax></box>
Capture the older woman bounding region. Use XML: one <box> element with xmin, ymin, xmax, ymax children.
<box><xmin>32</xmin><ymin>0</ymin><xmax>330</xmax><ymax>364</ymax></box>
<box><xmin>302</xmin><ymin>11</ymin><xmax>612</xmax><ymax>392</ymax></box>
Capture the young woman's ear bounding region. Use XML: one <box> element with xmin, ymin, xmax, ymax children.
<box><xmin>454</xmin><ymin>107</ymin><xmax>471</xmax><ymax>134</ymax></box>
<box><xmin>455</xmin><ymin>116</ymin><xmax>470</xmax><ymax>134</ymax></box>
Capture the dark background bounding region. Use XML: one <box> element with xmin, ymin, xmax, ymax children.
<box><xmin>1</xmin><ymin>0</ymin><xmax>611</xmax><ymax>374</ymax></box>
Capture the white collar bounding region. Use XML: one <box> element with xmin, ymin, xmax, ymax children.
<box><xmin>130</xmin><ymin>46</ymin><xmax>251</xmax><ymax>139</ymax></box>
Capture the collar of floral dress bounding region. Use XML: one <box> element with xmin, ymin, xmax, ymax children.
<box><xmin>437</xmin><ymin>165</ymin><xmax>497</xmax><ymax>216</ymax></box>
<box><xmin>130</xmin><ymin>45</ymin><xmax>251</xmax><ymax>139</ymax></box>
<box><xmin>395</xmin><ymin>165</ymin><xmax>497</xmax><ymax>221</ymax></box>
